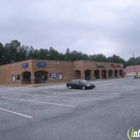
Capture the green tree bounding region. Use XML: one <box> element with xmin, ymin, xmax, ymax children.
<box><xmin>89</xmin><ymin>54</ymin><xmax>107</xmax><ymax>62</ymax></box>
<box><xmin>0</xmin><ymin>43</ymin><xmax>4</xmax><ymax>65</ymax></box>
<box><xmin>48</xmin><ymin>47</ymin><xmax>60</xmax><ymax>60</ymax></box>
<box><xmin>33</xmin><ymin>49</ymin><xmax>39</xmax><ymax>59</ymax></box>
<box><xmin>38</xmin><ymin>48</ymin><xmax>49</xmax><ymax>59</ymax></box>
<box><xmin>126</xmin><ymin>57</ymin><xmax>135</xmax><ymax>66</ymax></box>
<box><xmin>107</xmin><ymin>54</ymin><xmax>125</xmax><ymax>62</ymax></box>
<box><xmin>28</xmin><ymin>46</ymin><xmax>35</xmax><ymax>59</ymax></box>
<box><xmin>9</xmin><ymin>40</ymin><xmax>21</xmax><ymax>62</ymax></box>
<box><xmin>17</xmin><ymin>45</ymin><xmax>29</xmax><ymax>61</ymax></box>
<box><xmin>135</xmin><ymin>56</ymin><xmax>140</xmax><ymax>65</ymax></box>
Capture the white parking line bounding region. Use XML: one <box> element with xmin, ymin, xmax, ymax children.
<box><xmin>2</xmin><ymin>96</ymin><xmax>75</xmax><ymax>108</ymax></box>
<box><xmin>23</xmin><ymin>93</ymin><xmax>101</xmax><ymax>100</ymax></box>
<box><xmin>0</xmin><ymin>107</ymin><xmax>33</xmax><ymax>119</ymax></box>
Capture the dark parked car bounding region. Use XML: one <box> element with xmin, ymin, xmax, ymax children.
<box><xmin>66</xmin><ymin>79</ymin><xmax>95</xmax><ymax>90</ymax></box>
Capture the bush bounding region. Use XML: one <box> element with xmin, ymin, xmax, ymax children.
<box><xmin>134</xmin><ymin>76</ymin><xmax>140</xmax><ymax>78</ymax></box>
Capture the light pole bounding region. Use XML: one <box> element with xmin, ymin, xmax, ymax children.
<box><xmin>132</xmin><ymin>54</ymin><xmax>135</xmax><ymax>77</ymax></box>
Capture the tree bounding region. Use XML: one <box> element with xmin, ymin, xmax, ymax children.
<box><xmin>89</xmin><ymin>54</ymin><xmax>107</xmax><ymax>62</ymax></box>
<box><xmin>38</xmin><ymin>49</ymin><xmax>49</xmax><ymax>59</ymax></box>
<box><xmin>48</xmin><ymin>47</ymin><xmax>60</xmax><ymax>60</ymax></box>
<box><xmin>17</xmin><ymin>45</ymin><xmax>29</xmax><ymax>61</ymax></box>
<box><xmin>0</xmin><ymin>43</ymin><xmax>4</xmax><ymax>65</ymax></box>
<box><xmin>135</xmin><ymin>56</ymin><xmax>140</xmax><ymax>65</ymax></box>
<box><xmin>66</xmin><ymin>48</ymin><xmax>70</xmax><ymax>54</ymax></box>
<box><xmin>126</xmin><ymin>57</ymin><xmax>135</xmax><ymax>66</ymax></box>
<box><xmin>28</xmin><ymin>46</ymin><xmax>35</xmax><ymax>59</ymax></box>
<box><xmin>9</xmin><ymin>40</ymin><xmax>21</xmax><ymax>62</ymax></box>
<box><xmin>0</xmin><ymin>39</ymin><xmax>131</xmax><ymax>68</ymax></box>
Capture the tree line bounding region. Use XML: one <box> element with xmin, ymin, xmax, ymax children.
<box><xmin>0</xmin><ymin>40</ymin><xmax>139</xmax><ymax>68</ymax></box>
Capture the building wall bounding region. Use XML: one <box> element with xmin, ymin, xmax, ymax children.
<box><xmin>0</xmin><ymin>59</ymin><xmax>74</xmax><ymax>85</ymax></box>
<box><xmin>0</xmin><ymin>60</ymin><xmax>32</xmax><ymax>85</ymax></box>
<box><xmin>74</xmin><ymin>60</ymin><xmax>123</xmax><ymax>79</ymax></box>
<box><xmin>125</xmin><ymin>72</ymin><xmax>139</xmax><ymax>77</ymax></box>
<box><xmin>74</xmin><ymin>60</ymin><xmax>123</xmax><ymax>70</ymax></box>
<box><xmin>0</xmin><ymin>59</ymin><xmax>124</xmax><ymax>85</ymax></box>
<box><xmin>32</xmin><ymin>59</ymin><xmax>74</xmax><ymax>82</ymax></box>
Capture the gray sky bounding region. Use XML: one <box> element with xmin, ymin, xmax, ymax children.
<box><xmin>1</xmin><ymin>0</ymin><xmax>140</xmax><ymax>60</ymax></box>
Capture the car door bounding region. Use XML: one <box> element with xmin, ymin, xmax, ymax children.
<box><xmin>75</xmin><ymin>80</ymin><xmax>81</xmax><ymax>89</ymax></box>
<box><xmin>70</xmin><ymin>80</ymin><xmax>76</xmax><ymax>88</ymax></box>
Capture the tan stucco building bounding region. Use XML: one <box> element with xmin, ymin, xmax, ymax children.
<box><xmin>0</xmin><ymin>59</ymin><xmax>124</xmax><ymax>85</ymax></box>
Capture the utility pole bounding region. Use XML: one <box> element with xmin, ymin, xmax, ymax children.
<box><xmin>132</xmin><ymin>54</ymin><xmax>135</xmax><ymax>77</ymax></box>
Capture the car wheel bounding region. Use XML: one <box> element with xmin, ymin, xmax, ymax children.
<box><xmin>82</xmin><ymin>86</ymin><xmax>85</xmax><ymax>90</ymax></box>
<box><xmin>69</xmin><ymin>85</ymin><xmax>72</xmax><ymax>89</ymax></box>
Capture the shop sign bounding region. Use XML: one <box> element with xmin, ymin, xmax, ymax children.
<box><xmin>37</xmin><ymin>62</ymin><xmax>46</xmax><ymax>67</ymax></box>
<box><xmin>22</xmin><ymin>63</ymin><xmax>28</xmax><ymax>68</ymax></box>
<box><xmin>96</xmin><ymin>63</ymin><xmax>105</xmax><ymax>67</ymax></box>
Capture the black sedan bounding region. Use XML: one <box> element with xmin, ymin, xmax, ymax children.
<box><xmin>66</xmin><ymin>79</ymin><xmax>95</xmax><ymax>90</ymax></box>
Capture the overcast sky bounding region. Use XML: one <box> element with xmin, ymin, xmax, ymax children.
<box><xmin>1</xmin><ymin>0</ymin><xmax>140</xmax><ymax>60</ymax></box>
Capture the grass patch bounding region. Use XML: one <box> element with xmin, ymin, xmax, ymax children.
<box><xmin>134</xmin><ymin>76</ymin><xmax>140</xmax><ymax>78</ymax></box>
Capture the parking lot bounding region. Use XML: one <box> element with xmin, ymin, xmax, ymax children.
<box><xmin>0</xmin><ymin>77</ymin><xmax>140</xmax><ymax>140</ymax></box>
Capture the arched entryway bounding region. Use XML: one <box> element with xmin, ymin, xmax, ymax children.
<box><xmin>75</xmin><ymin>70</ymin><xmax>81</xmax><ymax>79</ymax></box>
<box><xmin>102</xmin><ymin>70</ymin><xmax>107</xmax><ymax>79</ymax></box>
<box><xmin>108</xmin><ymin>70</ymin><xmax>113</xmax><ymax>78</ymax></box>
<box><xmin>34</xmin><ymin>70</ymin><xmax>48</xmax><ymax>84</ymax></box>
<box><xmin>94</xmin><ymin>70</ymin><xmax>100</xmax><ymax>79</ymax></box>
<box><xmin>22</xmin><ymin>71</ymin><xmax>31</xmax><ymax>84</ymax></box>
<box><xmin>85</xmin><ymin>70</ymin><xmax>91</xmax><ymax>80</ymax></box>
<box><xmin>114</xmin><ymin>70</ymin><xmax>118</xmax><ymax>78</ymax></box>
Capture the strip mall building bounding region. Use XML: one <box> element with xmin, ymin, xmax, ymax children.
<box><xmin>0</xmin><ymin>59</ymin><xmax>124</xmax><ymax>85</ymax></box>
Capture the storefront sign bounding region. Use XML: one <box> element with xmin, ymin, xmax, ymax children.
<box><xmin>22</xmin><ymin>63</ymin><xmax>28</xmax><ymax>68</ymax></box>
<box><xmin>96</xmin><ymin>63</ymin><xmax>105</xmax><ymax>67</ymax></box>
<box><xmin>37</xmin><ymin>62</ymin><xmax>46</xmax><ymax>67</ymax></box>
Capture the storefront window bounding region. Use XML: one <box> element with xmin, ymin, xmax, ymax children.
<box><xmin>42</xmin><ymin>73</ymin><xmax>48</xmax><ymax>80</ymax></box>
<box><xmin>12</xmin><ymin>75</ymin><xmax>16</xmax><ymax>82</ymax></box>
<box><xmin>50</xmin><ymin>73</ymin><xmax>57</xmax><ymax>80</ymax></box>
<box><xmin>16</xmin><ymin>75</ymin><xmax>20</xmax><ymax>81</ymax></box>
<box><xmin>58</xmin><ymin>73</ymin><xmax>63</xmax><ymax>79</ymax></box>
<box><xmin>12</xmin><ymin>75</ymin><xmax>21</xmax><ymax>82</ymax></box>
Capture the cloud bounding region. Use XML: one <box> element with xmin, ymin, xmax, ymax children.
<box><xmin>0</xmin><ymin>0</ymin><xmax>140</xmax><ymax>60</ymax></box>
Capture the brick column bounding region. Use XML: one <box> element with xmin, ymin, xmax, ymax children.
<box><xmin>90</xmin><ymin>71</ymin><xmax>94</xmax><ymax>80</ymax></box>
<box><xmin>112</xmin><ymin>70</ymin><xmax>115</xmax><ymax>78</ymax></box>
<box><xmin>31</xmin><ymin>72</ymin><xmax>35</xmax><ymax>84</ymax></box>
<box><xmin>117</xmin><ymin>70</ymin><xmax>119</xmax><ymax>78</ymax></box>
<box><xmin>106</xmin><ymin>70</ymin><xmax>108</xmax><ymax>79</ymax></box>
<box><xmin>20</xmin><ymin>73</ymin><xmax>23</xmax><ymax>84</ymax></box>
<box><xmin>99</xmin><ymin>70</ymin><xmax>102</xmax><ymax>79</ymax></box>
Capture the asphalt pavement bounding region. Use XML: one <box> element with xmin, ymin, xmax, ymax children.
<box><xmin>0</xmin><ymin>77</ymin><xmax>140</xmax><ymax>140</ymax></box>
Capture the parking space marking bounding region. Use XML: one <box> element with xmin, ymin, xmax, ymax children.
<box><xmin>23</xmin><ymin>93</ymin><xmax>101</xmax><ymax>100</ymax></box>
<box><xmin>2</xmin><ymin>96</ymin><xmax>75</xmax><ymax>108</ymax></box>
<box><xmin>0</xmin><ymin>107</ymin><xmax>33</xmax><ymax>119</ymax></box>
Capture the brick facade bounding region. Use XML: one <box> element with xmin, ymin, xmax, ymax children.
<box><xmin>0</xmin><ymin>59</ymin><xmax>123</xmax><ymax>85</ymax></box>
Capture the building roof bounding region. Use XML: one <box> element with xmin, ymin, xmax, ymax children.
<box><xmin>124</xmin><ymin>65</ymin><xmax>140</xmax><ymax>72</ymax></box>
